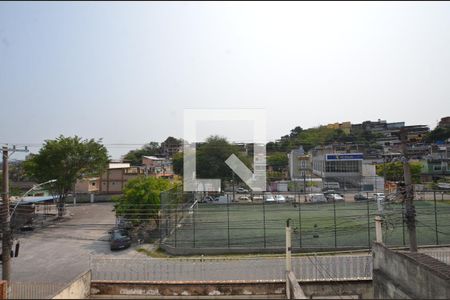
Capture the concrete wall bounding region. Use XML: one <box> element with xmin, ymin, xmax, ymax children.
<box><xmin>372</xmin><ymin>242</ymin><xmax>450</xmax><ymax>299</ymax></box>
<box><xmin>91</xmin><ymin>280</ymin><xmax>372</xmax><ymax>299</ymax></box>
<box><xmin>52</xmin><ymin>270</ymin><xmax>91</xmax><ymax>299</ymax></box>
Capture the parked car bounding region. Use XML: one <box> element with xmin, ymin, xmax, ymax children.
<box><xmin>200</xmin><ymin>196</ymin><xmax>214</xmax><ymax>203</ymax></box>
<box><xmin>110</xmin><ymin>228</ymin><xmax>131</xmax><ymax>251</ymax></box>
<box><xmin>265</xmin><ymin>194</ymin><xmax>275</xmax><ymax>202</ymax></box>
<box><xmin>354</xmin><ymin>193</ymin><xmax>369</xmax><ymax>201</ymax></box>
<box><xmin>307</xmin><ymin>193</ymin><xmax>327</xmax><ymax>203</ymax></box>
<box><xmin>214</xmin><ymin>195</ymin><xmax>230</xmax><ymax>203</ymax></box>
<box><xmin>239</xmin><ymin>196</ymin><xmax>251</xmax><ymax>202</ymax></box>
<box><xmin>371</xmin><ymin>193</ymin><xmax>385</xmax><ymax>201</ymax></box>
<box><xmin>328</xmin><ymin>194</ymin><xmax>344</xmax><ymax>202</ymax></box>
<box><xmin>237</xmin><ymin>187</ymin><xmax>249</xmax><ymax>194</ymax></box>
<box><xmin>286</xmin><ymin>195</ymin><xmax>295</xmax><ymax>202</ymax></box>
<box><xmin>275</xmin><ymin>195</ymin><xmax>286</xmax><ymax>203</ymax></box>
<box><xmin>324</xmin><ymin>190</ymin><xmax>344</xmax><ymax>200</ymax></box>
<box><xmin>252</xmin><ymin>195</ymin><xmax>264</xmax><ymax>201</ymax></box>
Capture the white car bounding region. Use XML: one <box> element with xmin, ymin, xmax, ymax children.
<box><xmin>275</xmin><ymin>195</ymin><xmax>286</xmax><ymax>202</ymax></box>
<box><xmin>252</xmin><ymin>195</ymin><xmax>264</xmax><ymax>201</ymax></box>
<box><xmin>308</xmin><ymin>193</ymin><xmax>327</xmax><ymax>203</ymax></box>
<box><xmin>237</xmin><ymin>187</ymin><xmax>249</xmax><ymax>194</ymax></box>
<box><xmin>329</xmin><ymin>194</ymin><xmax>344</xmax><ymax>202</ymax></box>
<box><xmin>265</xmin><ymin>194</ymin><xmax>275</xmax><ymax>202</ymax></box>
<box><xmin>372</xmin><ymin>193</ymin><xmax>385</xmax><ymax>201</ymax></box>
<box><xmin>239</xmin><ymin>196</ymin><xmax>251</xmax><ymax>202</ymax></box>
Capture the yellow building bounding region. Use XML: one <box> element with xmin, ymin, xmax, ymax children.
<box><xmin>326</xmin><ymin>122</ymin><xmax>351</xmax><ymax>134</ymax></box>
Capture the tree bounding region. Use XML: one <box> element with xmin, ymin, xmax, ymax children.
<box><xmin>171</xmin><ymin>136</ymin><xmax>252</xmax><ymax>188</ymax></box>
<box><xmin>376</xmin><ymin>161</ymin><xmax>423</xmax><ymax>184</ymax></box>
<box><xmin>113</xmin><ymin>176</ymin><xmax>174</xmax><ymax>225</ymax></box>
<box><xmin>24</xmin><ymin>135</ymin><xmax>109</xmax><ymax>217</ymax></box>
<box><xmin>424</xmin><ymin>127</ymin><xmax>450</xmax><ymax>143</ymax></box>
<box><xmin>196</xmin><ymin>136</ymin><xmax>251</xmax><ymax>183</ymax></box>
<box><xmin>267</xmin><ymin>152</ymin><xmax>288</xmax><ymax>172</ymax></box>
<box><xmin>172</xmin><ymin>151</ymin><xmax>183</xmax><ymax>176</ymax></box>
<box><xmin>123</xmin><ymin>142</ymin><xmax>160</xmax><ymax>166</ymax></box>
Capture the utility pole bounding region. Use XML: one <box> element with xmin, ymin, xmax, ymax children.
<box><xmin>2</xmin><ymin>145</ymin><xmax>28</xmax><ymax>283</ymax></box>
<box><xmin>2</xmin><ymin>146</ymin><xmax>11</xmax><ymax>282</ymax></box>
<box><xmin>400</xmin><ymin>129</ymin><xmax>418</xmax><ymax>252</ymax></box>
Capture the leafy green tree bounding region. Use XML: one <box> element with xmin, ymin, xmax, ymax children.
<box><xmin>113</xmin><ymin>176</ymin><xmax>174</xmax><ymax>225</ymax></box>
<box><xmin>123</xmin><ymin>142</ymin><xmax>160</xmax><ymax>166</ymax></box>
<box><xmin>172</xmin><ymin>151</ymin><xmax>183</xmax><ymax>176</ymax></box>
<box><xmin>171</xmin><ymin>136</ymin><xmax>252</xmax><ymax>188</ymax></box>
<box><xmin>24</xmin><ymin>135</ymin><xmax>109</xmax><ymax>216</ymax></box>
<box><xmin>424</xmin><ymin>127</ymin><xmax>450</xmax><ymax>143</ymax></box>
<box><xmin>267</xmin><ymin>152</ymin><xmax>288</xmax><ymax>172</ymax></box>
<box><xmin>376</xmin><ymin>161</ymin><xmax>423</xmax><ymax>184</ymax></box>
<box><xmin>196</xmin><ymin>136</ymin><xmax>251</xmax><ymax>182</ymax></box>
<box><xmin>267</xmin><ymin>171</ymin><xmax>284</xmax><ymax>182</ymax></box>
<box><xmin>289</xmin><ymin>126</ymin><xmax>303</xmax><ymax>138</ymax></box>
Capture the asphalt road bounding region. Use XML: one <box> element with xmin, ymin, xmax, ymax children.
<box><xmin>5</xmin><ymin>203</ymin><xmax>147</xmax><ymax>283</ymax></box>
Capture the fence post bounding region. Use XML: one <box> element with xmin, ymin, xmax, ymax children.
<box><xmin>193</xmin><ymin>206</ymin><xmax>196</xmax><ymax>248</ymax></box>
<box><xmin>227</xmin><ymin>197</ymin><xmax>230</xmax><ymax>248</ymax></box>
<box><xmin>366</xmin><ymin>198</ymin><xmax>371</xmax><ymax>248</ymax></box>
<box><xmin>175</xmin><ymin>205</ymin><xmax>178</xmax><ymax>248</ymax></box>
<box><xmin>375</xmin><ymin>215</ymin><xmax>383</xmax><ymax>243</ymax></box>
<box><xmin>298</xmin><ymin>197</ymin><xmax>302</xmax><ymax>248</ymax></box>
<box><xmin>333</xmin><ymin>199</ymin><xmax>337</xmax><ymax>248</ymax></box>
<box><xmin>263</xmin><ymin>199</ymin><xmax>267</xmax><ymax>248</ymax></box>
<box><xmin>401</xmin><ymin>201</ymin><xmax>406</xmax><ymax>246</ymax></box>
<box><xmin>434</xmin><ymin>191</ymin><xmax>439</xmax><ymax>245</ymax></box>
<box><xmin>286</xmin><ymin>219</ymin><xmax>292</xmax><ymax>300</ymax></box>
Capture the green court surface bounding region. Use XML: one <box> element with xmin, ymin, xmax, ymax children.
<box><xmin>163</xmin><ymin>200</ymin><xmax>450</xmax><ymax>251</ymax></box>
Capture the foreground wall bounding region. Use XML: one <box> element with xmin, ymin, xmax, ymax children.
<box><xmin>52</xmin><ymin>271</ymin><xmax>91</xmax><ymax>299</ymax></box>
<box><xmin>372</xmin><ymin>242</ymin><xmax>450</xmax><ymax>299</ymax></box>
<box><xmin>91</xmin><ymin>280</ymin><xmax>372</xmax><ymax>299</ymax></box>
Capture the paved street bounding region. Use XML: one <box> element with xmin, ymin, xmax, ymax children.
<box><xmin>5</xmin><ymin>203</ymin><xmax>148</xmax><ymax>284</ymax></box>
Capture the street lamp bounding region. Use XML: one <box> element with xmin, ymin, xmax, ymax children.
<box><xmin>10</xmin><ymin>179</ymin><xmax>57</xmax><ymax>218</ymax></box>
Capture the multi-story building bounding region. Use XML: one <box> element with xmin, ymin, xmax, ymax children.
<box><xmin>326</xmin><ymin>121</ymin><xmax>352</xmax><ymax>134</ymax></box>
<box><xmin>438</xmin><ymin>116</ymin><xmax>450</xmax><ymax>129</ymax></box>
<box><xmin>421</xmin><ymin>143</ymin><xmax>450</xmax><ymax>181</ymax></box>
<box><xmin>402</xmin><ymin>125</ymin><xmax>430</xmax><ymax>143</ymax></box>
<box><xmin>99</xmin><ymin>162</ymin><xmax>145</xmax><ymax>194</ymax></box>
<box><xmin>75</xmin><ymin>177</ymin><xmax>100</xmax><ymax>193</ymax></box>
<box><xmin>288</xmin><ymin>146</ymin><xmax>311</xmax><ymax>180</ymax></box>
<box><xmin>311</xmin><ymin>145</ymin><xmax>384</xmax><ymax>191</ymax></box>
<box><xmin>142</xmin><ymin>156</ymin><xmax>174</xmax><ymax>179</ymax></box>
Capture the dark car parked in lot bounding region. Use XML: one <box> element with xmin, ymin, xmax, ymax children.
<box><xmin>110</xmin><ymin>228</ymin><xmax>131</xmax><ymax>251</ymax></box>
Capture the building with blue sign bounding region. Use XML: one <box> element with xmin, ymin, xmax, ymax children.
<box><xmin>311</xmin><ymin>146</ymin><xmax>384</xmax><ymax>191</ymax></box>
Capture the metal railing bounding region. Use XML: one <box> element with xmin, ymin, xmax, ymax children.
<box><xmin>9</xmin><ymin>282</ymin><xmax>64</xmax><ymax>299</ymax></box>
<box><xmin>422</xmin><ymin>250</ymin><xmax>450</xmax><ymax>265</ymax></box>
<box><xmin>90</xmin><ymin>254</ymin><xmax>372</xmax><ymax>282</ymax></box>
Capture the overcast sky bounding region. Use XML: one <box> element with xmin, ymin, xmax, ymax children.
<box><xmin>1</xmin><ymin>2</ymin><xmax>450</xmax><ymax>159</ymax></box>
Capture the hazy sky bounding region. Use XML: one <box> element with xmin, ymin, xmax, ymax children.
<box><xmin>1</xmin><ymin>2</ymin><xmax>450</xmax><ymax>159</ymax></box>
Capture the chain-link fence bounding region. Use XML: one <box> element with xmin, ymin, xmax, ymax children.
<box><xmin>160</xmin><ymin>190</ymin><xmax>450</xmax><ymax>253</ymax></box>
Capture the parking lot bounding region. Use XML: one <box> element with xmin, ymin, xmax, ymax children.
<box><xmin>5</xmin><ymin>203</ymin><xmax>149</xmax><ymax>283</ymax></box>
